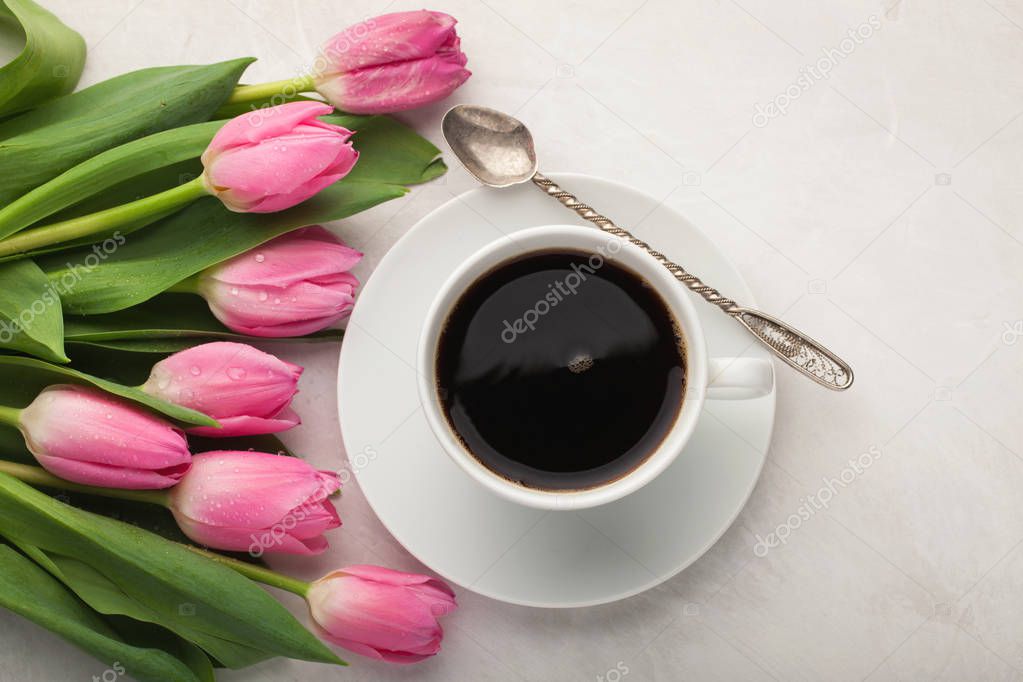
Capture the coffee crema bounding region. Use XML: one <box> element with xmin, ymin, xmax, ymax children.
<box><xmin>435</xmin><ymin>250</ymin><xmax>686</xmax><ymax>491</ymax></box>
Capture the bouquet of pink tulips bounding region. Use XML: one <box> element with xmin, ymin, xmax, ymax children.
<box><xmin>0</xmin><ymin>2</ymin><xmax>470</xmax><ymax>678</ymax></box>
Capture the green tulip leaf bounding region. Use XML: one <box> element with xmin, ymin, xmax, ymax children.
<box><xmin>20</xmin><ymin>536</ymin><xmax>221</xmax><ymax>681</ymax></box>
<box><xmin>30</xmin><ymin>111</ymin><xmax>445</xmax><ymax>315</ymax></box>
<box><xmin>65</xmin><ymin>332</ymin><xmax>339</xmax><ymax>387</ymax></box>
<box><xmin>0</xmin><ymin>159</ymin><xmax>205</xmax><ymax>263</ymax></box>
<box><xmin>0</xmin><ymin>474</ymin><xmax>345</xmax><ymax>668</ymax></box>
<box><xmin>63</xmin><ymin>293</ymin><xmax>343</xmax><ymax>346</ymax></box>
<box><xmin>68</xmin><ymin>338</ymin><xmax>238</xmax><ymax>355</ymax></box>
<box><xmin>0</xmin><ymin>122</ymin><xmax>218</xmax><ymax>240</ymax></box>
<box><xmin>0</xmin><ymin>0</ymin><xmax>85</xmax><ymax>117</ymax></box>
<box><xmin>16</xmin><ymin>486</ymin><xmax>269</xmax><ymax>561</ymax></box>
<box><xmin>42</xmin><ymin>185</ymin><xmax>401</xmax><ymax>315</ymax></box>
<box><xmin>0</xmin><ymin>258</ymin><xmax>66</xmax><ymax>361</ymax></box>
<box><xmin>61</xmin><ymin>342</ymin><xmax>175</xmax><ymax>387</ymax></box>
<box><xmin>328</xmin><ymin>114</ymin><xmax>448</xmax><ymax>186</ymax></box>
<box><xmin>0</xmin><ymin>112</ymin><xmax>442</xmax><ymax>245</ymax></box>
<box><xmin>69</xmin><ymin>335</ymin><xmax>340</xmax><ymax>355</ymax></box>
<box><xmin>0</xmin><ymin>544</ymin><xmax>207</xmax><ymax>682</ymax></box>
<box><xmin>49</xmin><ymin>491</ymin><xmax>193</xmax><ymax>546</ymax></box>
<box><xmin>0</xmin><ymin>355</ymin><xmax>216</xmax><ymax>427</ymax></box>
<box><xmin>38</xmin><ymin>552</ymin><xmax>270</xmax><ymax>669</ymax></box>
<box><xmin>51</xmin><ymin>159</ymin><xmax>204</xmax><ymax>221</ymax></box>
<box><xmin>0</xmin><ymin>58</ymin><xmax>253</xmax><ymax>206</ymax></box>
<box><xmin>105</xmin><ymin>616</ymin><xmax>216</xmax><ymax>682</ymax></box>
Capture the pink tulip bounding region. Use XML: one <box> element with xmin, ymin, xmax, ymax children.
<box><xmin>196</xmin><ymin>226</ymin><xmax>362</xmax><ymax>337</ymax></box>
<box><xmin>140</xmin><ymin>342</ymin><xmax>303</xmax><ymax>437</ymax></box>
<box><xmin>16</xmin><ymin>385</ymin><xmax>191</xmax><ymax>489</ymax></box>
<box><xmin>168</xmin><ymin>450</ymin><xmax>340</xmax><ymax>555</ymax></box>
<box><xmin>313</xmin><ymin>10</ymin><xmax>470</xmax><ymax>114</ymax></box>
<box><xmin>307</xmin><ymin>565</ymin><xmax>457</xmax><ymax>663</ymax></box>
<box><xmin>201</xmin><ymin>101</ymin><xmax>358</xmax><ymax>213</ymax></box>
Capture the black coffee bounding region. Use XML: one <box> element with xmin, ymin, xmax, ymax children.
<box><xmin>436</xmin><ymin>250</ymin><xmax>686</xmax><ymax>491</ymax></box>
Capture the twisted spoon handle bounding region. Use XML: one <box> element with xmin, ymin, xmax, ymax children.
<box><xmin>531</xmin><ymin>172</ymin><xmax>854</xmax><ymax>390</ymax></box>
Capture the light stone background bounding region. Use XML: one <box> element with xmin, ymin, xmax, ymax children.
<box><xmin>2</xmin><ymin>1</ymin><xmax>1023</xmax><ymax>680</ymax></box>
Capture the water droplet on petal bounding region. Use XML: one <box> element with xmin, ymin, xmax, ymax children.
<box><xmin>254</xmin><ymin>253</ymin><xmax>265</xmax><ymax>263</ymax></box>
<box><xmin>189</xmin><ymin>366</ymin><xmax>201</xmax><ymax>376</ymax></box>
<box><xmin>226</xmin><ymin>367</ymin><xmax>247</xmax><ymax>381</ymax></box>
<box><xmin>230</xmin><ymin>287</ymin><xmax>239</xmax><ymax>296</ymax></box>
<box><xmin>258</xmin><ymin>291</ymin><xmax>269</xmax><ymax>302</ymax></box>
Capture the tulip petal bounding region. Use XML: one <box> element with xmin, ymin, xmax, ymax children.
<box><xmin>207</xmin><ymin>132</ymin><xmax>356</xmax><ymax>212</ymax></box>
<box><xmin>35</xmin><ymin>454</ymin><xmax>189</xmax><ymax>489</ymax></box>
<box><xmin>203</xmin><ymin>277</ymin><xmax>356</xmax><ymax>338</ymax></box>
<box><xmin>176</xmin><ymin>518</ymin><xmax>334</xmax><ymax>555</ymax></box>
<box><xmin>143</xmin><ymin>342</ymin><xmax>302</xmax><ymax>428</ymax></box>
<box><xmin>289</xmin><ymin>500</ymin><xmax>342</xmax><ymax>539</ymax></box>
<box><xmin>245</xmin><ymin>171</ymin><xmax>347</xmax><ymax>214</ymax></box>
<box><xmin>319</xmin><ymin>10</ymin><xmax>458</xmax><ymax>73</ymax></box>
<box><xmin>409</xmin><ymin>585</ymin><xmax>459</xmax><ymax>617</ymax></box>
<box><xmin>323</xmin><ymin>636</ymin><xmax>389</xmax><ymax>661</ymax></box>
<box><xmin>198</xmin><ymin>226</ymin><xmax>361</xmax><ymax>337</ymax></box>
<box><xmin>337</xmin><ymin>567</ymin><xmax>458</xmax><ymax>617</ymax></box>
<box><xmin>282</xmin><ymin>360</ymin><xmax>305</xmax><ymax>379</ymax></box>
<box><xmin>307</xmin><ymin>574</ymin><xmax>450</xmax><ymax>661</ymax></box>
<box><xmin>206</xmin><ymin>226</ymin><xmax>363</xmax><ymax>288</ymax></box>
<box><xmin>185</xmin><ymin>411</ymin><xmax>301</xmax><ymax>438</ymax></box>
<box><xmin>201</xmin><ymin>102</ymin><xmax>358</xmax><ymax>214</ymax></box>
<box><xmin>19</xmin><ymin>385</ymin><xmax>191</xmax><ymax>471</ymax></box>
<box><xmin>318</xmin><ymin>54</ymin><xmax>470</xmax><ymax>114</ymax></box>
<box><xmin>202</xmin><ymin>101</ymin><xmax>335</xmax><ymax>160</ymax></box>
<box><xmin>340</xmin><ymin>565</ymin><xmax>457</xmax><ymax>593</ymax></box>
<box><xmin>168</xmin><ymin>451</ymin><xmax>341</xmax><ymax>555</ymax></box>
<box><xmin>322</xmin><ymin>635</ymin><xmax>438</xmax><ymax>664</ymax></box>
<box><xmin>170</xmin><ymin>451</ymin><xmax>339</xmax><ymax>528</ymax></box>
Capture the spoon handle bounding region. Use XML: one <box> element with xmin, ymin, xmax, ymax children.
<box><xmin>530</xmin><ymin>172</ymin><xmax>854</xmax><ymax>391</ymax></box>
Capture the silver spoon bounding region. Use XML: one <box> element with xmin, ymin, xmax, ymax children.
<box><xmin>442</xmin><ymin>104</ymin><xmax>854</xmax><ymax>391</ymax></box>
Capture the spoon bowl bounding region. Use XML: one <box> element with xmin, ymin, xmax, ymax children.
<box><xmin>442</xmin><ymin>105</ymin><xmax>538</xmax><ymax>187</ymax></box>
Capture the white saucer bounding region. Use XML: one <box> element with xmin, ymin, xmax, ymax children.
<box><xmin>337</xmin><ymin>173</ymin><xmax>776</xmax><ymax>607</ymax></box>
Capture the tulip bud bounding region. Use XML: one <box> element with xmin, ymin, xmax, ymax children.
<box><xmin>201</xmin><ymin>101</ymin><xmax>358</xmax><ymax>213</ymax></box>
<box><xmin>141</xmin><ymin>342</ymin><xmax>303</xmax><ymax>437</ymax></box>
<box><xmin>16</xmin><ymin>385</ymin><xmax>191</xmax><ymax>489</ymax></box>
<box><xmin>313</xmin><ymin>11</ymin><xmax>470</xmax><ymax>114</ymax></box>
<box><xmin>195</xmin><ymin>225</ymin><xmax>362</xmax><ymax>337</ymax></box>
<box><xmin>307</xmin><ymin>565</ymin><xmax>457</xmax><ymax>663</ymax></box>
<box><xmin>168</xmin><ymin>450</ymin><xmax>341</xmax><ymax>555</ymax></box>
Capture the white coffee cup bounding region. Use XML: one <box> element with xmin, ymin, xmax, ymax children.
<box><xmin>417</xmin><ymin>225</ymin><xmax>773</xmax><ymax>510</ymax></box>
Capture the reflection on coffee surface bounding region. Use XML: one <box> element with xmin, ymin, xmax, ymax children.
<box><xmin>436</xmin><ymin>250</ymin><xmax>686</xmax><ymax>491</ymax></box>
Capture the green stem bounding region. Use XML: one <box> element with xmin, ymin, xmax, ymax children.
<box><xmin>186</xmin><ymin>545</ymin><xmax>311</xmax><ymax>596</ymax></box>
<box><xmin>0</xmin><ymin>460</ymin><xmax>169</xmax><ymax>506</ymax></box>
<box><xmin>0</xmin><ymin>405</ymin><xmax>20</xmax><ymax>428</ymax></box>
<box><xmin>0</xmin><ymin>176</ymin><xmax>208</xmax><ymax>259</ymax></box>
<box><xmin>226</xmin><ymin>75</ymin><xmax>317</xmax><ymax>105</ymax></box>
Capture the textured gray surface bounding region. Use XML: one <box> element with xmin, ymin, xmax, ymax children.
<box><xmin>3</xmin><ymin>1</ymin><xmax>1023</xmax><ymax>680</ymax></box>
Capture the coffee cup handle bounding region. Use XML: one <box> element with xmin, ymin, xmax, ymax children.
<box><xmin>705</xmin><ymin>357</ymin><xmax>774</xmax><ymax>400</ymax></box>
